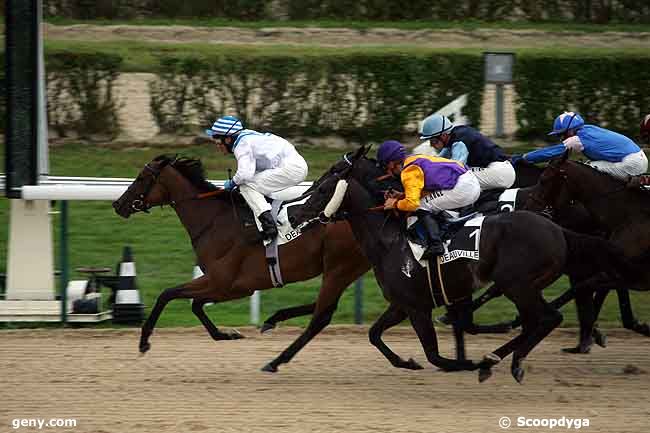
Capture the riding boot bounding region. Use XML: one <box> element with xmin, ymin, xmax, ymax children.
<box><xmin>258</xmin><ymin>210</ymin><xmax>278</xmax><ymax>241</ymax></box>
<box><xmin>418</xmin><ymin>212</ymin><xmax>445</xmax><ymax>259</ymax></box>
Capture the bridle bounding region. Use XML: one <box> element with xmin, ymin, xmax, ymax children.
<box><xmin>131</xmin><ymin>162</ymin><xmax>164</xmax><ymax>213</ymax></box>
<box><xmin>130</xmin><ymin>158</ymin><xmax>225</xmax><ymax>214</ymax></box>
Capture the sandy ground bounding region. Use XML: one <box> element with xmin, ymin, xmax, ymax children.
<box><xmin>41</xmin><ymin>24</ymin><xmax>650</xmax><ymax>49</ymax></box>
<box><xmin>1</xmin><ymin>326</ymin><xmax>648</xmax><ymax>433</ymax></box>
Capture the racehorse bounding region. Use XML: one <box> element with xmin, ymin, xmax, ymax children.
<box><xmin>524</xmin><ymin>152</ymin><xmax>650</xmax><ymax>348</ymax></box>
<box><xmin>112</xmin><ymin>155</ymin><xmax>371</xmax><ymax>362</ymax></box>
<box><xmin>289</xmin><ymin>145</ymin><xmax>634</xmax><ymax>382</ymax></box>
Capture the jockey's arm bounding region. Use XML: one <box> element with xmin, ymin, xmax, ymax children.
<box><xmin>396</xmin><ymin>165</ymin><xmax>425</xmax><ymax>212</ymax></box>
<box><xmin>231</xmin><ymin>141</ymin><xmax>256</xmax><ymax>185</ymax></box>
<box><xmin>449</xmin><ymin>141</ymin><xmax>469</xmax><ymax>165</ymax></box>
<box><xmin>522</xmin><ymin>143</ymin><xmax>566</xmax><ymax>164</ymax></box>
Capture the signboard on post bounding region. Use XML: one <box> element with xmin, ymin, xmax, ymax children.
<box><xmin>484</xmin><ymin>52</ymin><xmax>515</xmax><ymax>137</ymax></box>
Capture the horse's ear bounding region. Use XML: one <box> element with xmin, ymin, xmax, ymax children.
<box><xmin>352</xmin><ymin>145</ymin><xmax>366</xmax><ymax>161</ymax></box>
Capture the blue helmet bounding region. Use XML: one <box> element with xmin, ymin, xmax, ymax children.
<box><xmin>548</xmin><ymin>112</ymin><xmax>584</xmax><ymax>136</ymax></box>
<box><xmin>419</xmin><ymin>114</ymin><xmax>454</xmax><ymax>140</ymax></box>
<box><xmin>377</xmin><ymin>140</ymin><xmax>406</xmax><ymax>166</ymax></box>
<box><xmin>205</xmin><ymin>115</ymin><xmax>244</xmax><ymax>137</ymax></box>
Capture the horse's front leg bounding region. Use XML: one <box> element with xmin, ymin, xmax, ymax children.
<box><xmin>139</xmin><ymin>283</ymin><xmax>193</xmax><ymax>354</ymax></box>
<box><xmin>369</xmin><ymin>303</ymin><xmax>423</xmax><ymax>370</ymax></box>
<box><xmin>191</xmin><ymin>298</ymin><xmax>244</xmax><ymax>341</ymax></box>
<box><xmin>616</xmin><ymin>288</ymin><xmax>650</xmax><ymax>337</ymax></box>
<box><xmin>408</xmin><ymin>310</ymin><xmax>477</xmax><ymax>372</ymax></box>
<box><xmin>260</xmin><ymin>303</ymin><xmax>316</xmax><ymax>333</ymax></box>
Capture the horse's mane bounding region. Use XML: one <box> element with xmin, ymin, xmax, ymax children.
<box><xmin>154</xmin><ymin>154</ymin><xmax>218</xmax><ymax>193</ymax></box>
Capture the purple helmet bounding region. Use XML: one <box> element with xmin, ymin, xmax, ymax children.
<box><xmin>377</xmin><ymin>140</ymin><xmax>406</xmax><ymax>166</ymax></box>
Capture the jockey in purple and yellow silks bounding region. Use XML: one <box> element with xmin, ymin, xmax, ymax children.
<box><xmin>378</xmin><ymin>140</ymin><xmax>481</xmax><ymax>259</ymax></box>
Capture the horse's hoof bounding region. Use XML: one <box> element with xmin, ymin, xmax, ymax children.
<box><xmin>633</xmin><ymin>322</ymin><xmax>650</xmax><ymax>337</ymax></box>
<box><xmin>228</xmin><ymin>329</ymin><xmax>245</xmax><ymax>340</ymax></box>
<box><xmin>261</xmin><ymin>363</ymin><xmax>278</xmax><ymax>373</ymax></box>
<box><xmin>478</xmin><ymin>352</ymin><xmax>501</xmax><ymax>370</ymax></box>
<box><xmin>512</xmin><ymin>367</ymin><xmax>525</xmax><ymax>383</ymax></box>
<box><xmin>401</xmin><ymin>358</ymin><xmax>424</xmax><ymax>370</ymax></box>
<box><xmin>562</xmin><ymin>345</ymin><xmax>591</xmax><ymax>354</ymax></box>
<box><xmin>260</xmin><ymin>322</ymin><xmax>276</xmax><ymax>334</ymax></box>
<box><xmin>436</xmin><ymin>314</ymin><xmax>452</xmax><ymax>326</ymax></box>
<box><xmin>139</xmin><ymin>342</ymin><xmax>150</xmax><ymax>354</ymax></box>
<box><xmin>593</xmin><ymin>329</ymin><xmax>608</xmax><ymax>348</ymax></box>
<box><xmin>478</xmin><ymin>368</ymin><xmax>492</xmax><ymax>383</ymax></box>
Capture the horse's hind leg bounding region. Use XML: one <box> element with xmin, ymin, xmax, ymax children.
<box><xmin>511</xmin><ymin>298</ymin><xmax>563</xmax><ymax>383</ymax></box>
<box><xmin>140</xmin><ymin>284</ymin><xmax>192</xmax><ymax>354</ymax></box>
<box><xmin>260</xmin><ymin>303</ymin><xmax>316</xmax><ymax>333</ymax></box>
<box><xmin>564</xmin><ymin>284</ymin><xmax>598</xmax><ymax>354</ymax></box>
<box><xmin>408</xmin><ymin>309</ymin><xmax>477</xmax><ymax>372</ymax></box>
<box><xmin>616</xmin><ymin>288</ymin><xmax>650</xmax><ymax>336</ymax></box>
<box><xmin>369</xmin><ymin>304</ymin><xmax>423</xmax><ymax>370</ymax></box>
<box><xmin>191</xmin><ymin>300</ymin><xmax>244</xmax><ymax>341</ymax></box>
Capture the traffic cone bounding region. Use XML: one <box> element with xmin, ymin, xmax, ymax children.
<box><xmin>112</xmin><ymin>246</ymin><xmax>145</xmax><ymax>324</ymax></box>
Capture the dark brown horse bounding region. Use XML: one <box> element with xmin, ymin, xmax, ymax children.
<box><xmin>112</xmin><ymin>155</ymin><xmax>370</xmax><ymax>362</ymax></box>
<box><xmin>525</xmin><ymin>153</ymin><xmax>650</xmax><ymax>349</ymax></box>
<box><xmin>290</xmin><ymin>146</ymin><xmax>634</xmax><ymax>382</ymax></box>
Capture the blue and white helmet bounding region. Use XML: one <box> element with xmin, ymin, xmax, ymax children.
<box><xmin>549</xmin><ymin>111</ymin><xmax>584</xmax><ymax>136</ymax></box>
<box><xmin>205</xmin><ymin>115</ymin><xmax>244</xmax><ymax>137</ymax></box>
<box><xmin>419</xmin><ymin>114</ymin><xmax>454</xmax><ymax>140</ymax></box>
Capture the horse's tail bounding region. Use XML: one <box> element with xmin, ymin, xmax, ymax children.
<box><xmin>562</xmin><ymin>229</ymin><xmax>639</xmax><ymax>289</ymax></box>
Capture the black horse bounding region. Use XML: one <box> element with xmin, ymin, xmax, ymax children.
<box><xmin>525</xmin><ymin>152</ymin><xmax>650</xmax><ymax>349</ymax></box>
<box><xmin>290</xmin><ymin>146</ymin><xmax>633</xmax><ymax>383</ymax></box>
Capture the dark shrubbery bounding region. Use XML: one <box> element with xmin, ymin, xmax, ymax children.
<box><xmin>148</xmin><ymin>52</ymin><xmax>484</xmax><ymax>141</ymax></box>
<box><xmin>515</xmin><ymin>53</ymin><xmax>650</xmax><ymax>139</ymax></box>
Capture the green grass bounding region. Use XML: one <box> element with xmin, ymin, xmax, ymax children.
<box><xmin>1</xmin><ymin>141</ymin><xmax>649</xmax><ymax>330</ymax></box>
<box><xmin>41</xmin><ymin>17</ymin><xmax>650</xmax><ymax>33</ymax></box>
<box><xmin>40</xmin><ymin>39</ymin><xmax>650</xmax><ymax>74</ymax></box>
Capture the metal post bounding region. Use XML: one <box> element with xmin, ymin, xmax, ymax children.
<box><xmin>495</xmin><ymin>83</ymin><xmax>504</xmax><ymax>137</ymax></box>
<box><xmin>354</xmin><ymin>278</ymin><xmax>363</xmax><ymax>324</ymax></box>
<box><xmin>60</xmin><ymin>200</ymin><xmax>68</xmax><ymax>324</ymax></box>
<box><xmin>250</xmin><ymin>290</ymin><xmax>260</xmax><ymax>325</ymax></box>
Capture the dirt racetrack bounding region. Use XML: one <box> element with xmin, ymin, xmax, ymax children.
<box><xmin>1</xmin><ymin>326</ymin><xmax>648</xmax><ymax>433</ymax></box>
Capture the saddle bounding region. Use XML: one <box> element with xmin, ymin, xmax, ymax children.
<box><xmin>471</xmin><ymin>188</ymin><xmax>506</xmax><ymax>215</ymax></box>
<box><xmin>230</xmin><ymin>186</ymin><xmax>311</xmax><ymax>245</ymax></box>
<box><xmin>407</xmin><ymin>211</ymin><xmax>480</xmax><ymax>245</ymax></box>
<box><xmin>626</xmin><ymin>175</ymin><xmax>650</xmax><ymax>191</ymax></box>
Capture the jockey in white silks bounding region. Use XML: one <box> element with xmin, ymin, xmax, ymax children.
<box><xmin>205</xmin><ymin>115</ymin><xmax>308</xmax><ymax>240</ymax></box>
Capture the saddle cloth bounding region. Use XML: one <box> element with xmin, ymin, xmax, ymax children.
<box><xmin>407</xmin><ymin>214</ymin><xmax>486</xmax><ymax>267</ymax></box>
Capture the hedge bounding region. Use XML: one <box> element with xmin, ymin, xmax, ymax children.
<box><xmin>39</xmin><ymin>0</ymin><xmax>650</xmax><ymax>23</ymax></box>
<box><xmin>0</xmin><ymin>51</ymin><xmax>122</xmax><ymax>138</ymax></box>
<box><xmin>148</xmin><ymin>53</ymin><xmax>484</xmax><ymax>141</ymax></box>
<box><xmin>515</xmin><ymin>53</ymin><xmax>650</xmax><ymax>139</ymax></box>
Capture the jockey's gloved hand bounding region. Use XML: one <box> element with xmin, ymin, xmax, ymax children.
<box><xmin>510</xmin><ymin>154</ymin><xmax>524</xmax><ymax>166</ymax></box>
<box><xmin>223</xmin><ymin>179</ymin><xmax>237</xmax><ymax>191</ymax></box>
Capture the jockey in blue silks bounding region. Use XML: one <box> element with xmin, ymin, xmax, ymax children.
<box><xmin>205</xmin><ymin>115</ymin><xmax>308</xmax><ymax>240</ymax></box>
<box><xmin>419</xmin><ymin>114</ymin><xmax>516</xmax><ymax>191</ymax></box>
<box><xmin>511</xmin><ymin>112</ymin><xmax>648</xmax><ymax>180</ymax></box>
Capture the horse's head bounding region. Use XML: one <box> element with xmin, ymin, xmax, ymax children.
<box><xmin>291</xmin><ymin>145</ymin><xmax>398</xmax><ymax>226</ymax></box>
<box><xmin>112</xmin><ymin>155</ymin><xmax>177</xmax><ymax>218</ymax></box>
<box><xmin>525</xmin><ymin>151</ymin><xmax>573</xmax><ymax>218</ymax></box>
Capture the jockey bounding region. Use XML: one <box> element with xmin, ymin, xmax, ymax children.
<box><xmin>641</xmin><ymin>114</ymin><xmax>650</xmax><ymax>145</ymax></box>
<box><xmin>378</xmin><ymin>140</ymin><xmax>481</xmax><ymax>259</ymax></box>
<box><xmin>205</xmin><ymin>115</ymin><xmax>308</xmax><ymax>240</ymax></box>
<box><xmin>419</xmin><ymin>114</ymin><xmax>515</xmax><ymax>191</ymax></box>
<box><xmin>512</xmin><ymin>112</ymin><xmax>648</xmax><ymax>180</ymax></box>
